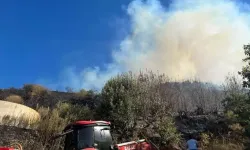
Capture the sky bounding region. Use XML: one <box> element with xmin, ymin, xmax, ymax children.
<box><xmin>1</xmin><ymin>0</ymin><xmax>250</xmax><ymax>92</ymax></box>
<box><xmin>0</xmin><ymin>0</ymin><xmax>133</xmax><ymax>90</ymax></box>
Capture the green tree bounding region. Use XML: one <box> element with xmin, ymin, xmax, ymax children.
<box><xmin>97</xmin><ymin>72</ymin><xmax>139</xmax><ymax>142</ymax></box>
<box><xmin>96</xmin><ymin>71</ymin><xmax>181</xmax><ymax>145</ymax></box>
<box><xmin>223</xmin><ymin>43</ymin><xmax>250</xmax><ymax>137</ymax></box>
<box><xmin>223</xmin><ymin>93</ymin><xmax>250</xmax><ymax>125</ymax></box>
<box><xmin>239</xmin><ymin>44</ymin><xmax>250</xmax><ymax>88</ymax></box>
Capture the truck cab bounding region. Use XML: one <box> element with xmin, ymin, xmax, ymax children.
<box><xmin>62</xmin><ymin>121</ymin><xmax>113</xmax><ymax>150</ymax></box>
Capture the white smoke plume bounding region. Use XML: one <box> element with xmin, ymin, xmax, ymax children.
<box><xmin>60</xmin><ymin>0</ymin><xmax>250</xmax><ymax>91</ymax></box>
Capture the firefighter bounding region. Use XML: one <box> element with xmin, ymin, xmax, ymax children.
<box><xmin>186</xmin><ymin>134</ymin><xmax>199</xmax><ymax>150</ymax></box>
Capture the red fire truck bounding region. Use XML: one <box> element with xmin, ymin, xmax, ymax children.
<box><xmin>0</xmin><ymin>120</ymin><xmax>157</xmax><ymax>150</ymax></box>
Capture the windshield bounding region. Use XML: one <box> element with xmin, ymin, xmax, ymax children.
<box><xmin>94</xmin><ymin>126</ymin><xmax>112</xmax><ymax>150</ymax></box>
<box><xmin>78</xmin><ymin>127</ymin><xmax>94</xmax><ymax>149</ymax></box>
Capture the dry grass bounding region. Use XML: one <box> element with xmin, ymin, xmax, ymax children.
<box><xmin>5</xmin><ymin>95</ymin><xmax>24</xmax><ymax>104</ymax></box>
<box><xmin>0</xmin><ymin>108</ymin><xmax>66</xmax><ymax>150</ymax></box>
<box><xmin>0</xmin><ymin>100</ymin><xmax>40</xmax><ymax>128</ymax></box>
<box><xmin>206</xmin><ymin>140</ymin><xmax>245</xmax><ymax>150</ymax></box>
<box><xmin>199</xmin><ymin>132</ymin><xmax>247</xmax><ymax>150</ymax></box>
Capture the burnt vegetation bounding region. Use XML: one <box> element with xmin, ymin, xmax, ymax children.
<box><xmin>2</xmin><ymin>44</ymin><xmax>250</xmax><ymax>150</ymax></box>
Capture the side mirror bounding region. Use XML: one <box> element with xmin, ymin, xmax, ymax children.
<box><xmin>93</xmin><ymin>143</ymin><xmax>98</xmax><ymax>148</ymax></box>
<box><xmin>109</xmin><ymin>145</ymin><xmax>114</xmax><ymax>150</ymax></box>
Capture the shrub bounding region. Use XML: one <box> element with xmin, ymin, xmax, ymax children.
<box><xmin>23</xmin><ymin>84</ymin><xmax>49</xmax><ymax>97</ymax></box>
<box><xmin>35</xmin><ymin>106</ymin><xmax>68</xmax><ymax>149</ymax></box>
<box><xmin>27</xmin><ymin>101</ymin><xmax>94</xmax><ymax>149</ymax></box>
<box><xmin>56</xmin><ymin>101</ymin><xmax>94</xmax><ymax>122</ymax></box>
<box><xmin>22</xmin><ymin>84</ymin><xmax>52</xmax><ymax>108</ymax></box>
<box><xmin>77</xmin><ymin>89</ymin><xmax>88</xmax><ymax>97</ymax></box>
<box><xmin>5</xmin><ymin>95</ymin><xmax>23</xmax><ymax>104</ymax></box>
<box><xmin>200</xmin><ymin>132</ymin><xmax>212</xmax><ymax>148</ymax></box>
<box><xmin>158</xmin><ymin>117</ymin><xmax>181</xmax><ymax>146</ymax></box>
<box><xmin>229</xmin><ymin>123</ymin><xmax>244</xmax><ymax>133</ymax></box>
<box><xmin>206</xmin><ymin>139</ymin><xmax>245</xmax><ymax>150</ymax></box>
<box><xmin>75</xmin><ymin>89</ymin><xmax>96</xmax><ymax>99</ymax></box>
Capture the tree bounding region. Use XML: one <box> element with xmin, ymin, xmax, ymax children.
<box><xmin>223</xmin><ymin>43</ymin><xmax>250</xmax><ymax>136</ymax></box>
<box><xmin>96</xmin><ymin>71</ymin><xmax>181</xmax><ymax>145</ymax></box>
<box><xmin>239</xmin><ymin>44</ymin><xmax>250</xmax><ymax>88</ymax></box>
<box><xmin>96</xmin><ymin>72</ymin><xmax>139</xmax><ymax>142</ymax></box>
<box><xmin>237</xmin><ymin>44</ymin><xmax>250</xmax><ymax>126</ymax></box>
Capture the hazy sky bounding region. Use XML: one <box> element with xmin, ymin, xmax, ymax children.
<box><xmin>1</xmin><ymin>0</ymin><xmax>250</xmax><ymax>91</ymax></box>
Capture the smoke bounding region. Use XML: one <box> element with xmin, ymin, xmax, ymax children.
<box><xmin>60</xmin><ymin>0</ymin><xmax>250</xmax><ymax>91</ymax></box>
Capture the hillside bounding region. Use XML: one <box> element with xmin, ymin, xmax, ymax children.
<box><xmin>0</xmin><ymin>74</ymin><xmax>249</xmax><ymax>150</ymax></box>
<box><xmin>0</xmin><ymin>86</ymin><xmax>99</xmax><ymax>109</ymax></box>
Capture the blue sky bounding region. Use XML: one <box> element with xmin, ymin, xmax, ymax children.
<box><xmin>1</xmin><ymin>0</ymin><xmax>250</xmax><ymax>91</ymax></box>
<box><xmin>0</xmin><ymin>0</ymin><xmax>136</xmax><ymax>90</ymax></box>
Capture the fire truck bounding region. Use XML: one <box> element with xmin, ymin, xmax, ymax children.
<box><xmin>0</xmin><ymin>120</ymin><xmax>156</xmax><ymax>150</ymax></box>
